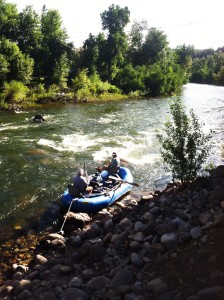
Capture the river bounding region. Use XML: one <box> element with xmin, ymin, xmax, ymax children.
<box><xmin>0</xmin><ymin>83</ymin><xmax>223</xmax><ymax>241</ymax></box>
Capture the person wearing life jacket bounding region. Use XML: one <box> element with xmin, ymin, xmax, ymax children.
<box><xmin>68</xmin><ymin>168</ymin><xmax>93</xmax><ymax>196</ymax></box>
<box><xmin>96</xmin><ymin>152</ymin><xmax>120</xmax><ymax>174</ymax></box>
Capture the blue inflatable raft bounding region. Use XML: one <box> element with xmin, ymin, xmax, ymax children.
<box><xmin>61</xmin><ymin>167</ymin><xmax>134</xmax><ymax>214</ymax></box>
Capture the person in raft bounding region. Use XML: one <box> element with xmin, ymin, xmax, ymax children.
<box><xmin>96</xmin><ymin>152</ymin><xmax>120</xmax><ymax>174</ymax></box>
<box><xmin>68</xmin><ymin>168</ymin><xmax>93</xmax><ymax>196</ymax></box>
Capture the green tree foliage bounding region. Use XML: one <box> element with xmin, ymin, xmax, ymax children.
<box><xmin>39</xmin><ymin>7</ymin><xmax>69</xmax><ymax>85</ymax></box>
<box><xmin>190</xmin><ymin>49</ymin><xmax>224</xmax><ymax>85</ymax></box>
<box><xmin>174</xmin><ymin>44</ymin><xmax>194</xmax><ymax>82</ymax></box>
<box><xmin>72</xmin><ymin>69</ymin><xmax>120</xmax><ymax>100</ymax></box>
<box><xmin>101</xmin><ymin>4</ymin><xmax>130</xmax><ymax>34</ymax></box>
<box><xmin>190</xmin><ymin>57</ymin><xmax>212</xmax><ymax>84</ymax></box>
<box><xmin>128</xmin><ymin>20</ymin><xmax>148</xmax><ymax>66</ymax></box>
<box><xmin>0</xmin><ymin>39</ymin><xmax>34</xmax><ymax>86</ymax></box>
<box><xmin>16</xmin><ymin>5</ymin><xmax>41</xmax><ymax>55</ymax></box>
<box><xmin>114</xmin><ymin>64</ymin><xmax>145</xmax><ymax>94</ymax></box>
<box><xmin>52</xmin><ymin>53</ymin><xmax>69</xmax><ymax>89</ymax></box>
<box><xmin>0</xmin><ymin>0</ymin><xmax>18</xmax><ymax>40</ymax></box>
<box><xmin>0</xmin><ymin>54</ymin><xmax>9</xmax><ymax>87</ymax></box>
<box><xmin>82</xmin><ymin>33</ymin><xmax>101</xmax><ymax>75</ymax></box>
<box><xmin>100</xmin><ymin>4</ymin><xmax>130</xmax><ymax>82</ymax></box>
<box><xmin>141</xmin><ymin>28</ymin><xmax>169</xmax><ymax>65</ymax></box>
<box><xmin>1</xmin><ymin>1</ymin><xmax>213</xmax><ymax>99</ymax></box>
<box><xmin>157</xmin><ymin>98</ymin><xmax>212</xmax><ymax>183</ymax></box>
<box><xmin>214</xmin><ymin>66</ymin><xmax>224</xmax><ymax>85</ymax></box>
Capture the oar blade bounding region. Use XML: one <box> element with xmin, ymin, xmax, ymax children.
<box><xmin>108</xmin><ymin>176</ymin><xmax>139</xmax><ymax>187</ymax></box>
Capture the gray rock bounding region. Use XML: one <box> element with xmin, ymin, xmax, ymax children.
<box><xmin>199</xmin><ymin>212</ymin><xmax>213</xmax><ymax>225</ymax></box>
<box><xmin>64</xmin><ymin>287</ymin><xmax>86</xmax><ymax>298</ymax></box>
<box><xmin>86</xmin><ymin>275</ymin><xmax>110</xmax><ymax>290</ymax></box>
<box><xmin>155</xmin><ymin>224</ymin><xmax>177</xmax><ymax>235</ymax></box>
<box><xmin>214</xmin><ymin>213</ymin><xmax>224</xmax><ymax>227</ymax></box>
<box><xmin>147</xmin><ymin>277</ymin><xmax>168</xmax><ymax>294</ymax></box>
<box><xmin>35</xmin><ymin>254</ymin><xmax>48</xmax><ymax>265</ymax></box>
<box><xmin>119</xmin><ymin>217</ymin><xmax>133</xmax><ymax>230</ymax></box>
<box><xmin>46</xmin><ymin>233</ymin><xmax>66</xmax><ymax>242</ymax></box>
<box><xmin>68</xmin><ymin>276</ymin><xmax>83</xmax><ymax>288</ymax></box>
<box><xmin>161</xmin><ymin>233</ymin><xmax>178</xmax><ymax>244</ymax></box>
<box><xmin>190</xmin><ymin>227</ymin><xmax>203</xmax><ymax>239</ymax></box>
<box><xmin>17</xmin><ymin>289</ymin><xmax>32</xmax><ymax>300</ymax></box>
<box><xmin>134</xmin><ymin>221</ymin><xmax>145</xmax><ymax>232</ymax></box>
<box><xmin>110</xmin><ymin>268</ymin><xmax>134</xmax><ymax>289</ymax></box>
<box><xmin>130</xmin><ymin>252</ymin><xmax>144</xmax><ymax>268</ymax></box>
<box><xmin>50</xmin><ymin>238</ymin><xmax>66</xmax><ymax>250</ymax></box>
<box><xmin>132</xmin><ymin>232</ymin><xmax>145</xmax><ymax>242</ymax></box>
<box><xmin>69</xmin><ymin>234</ymin><xmax>82</xmax><ymax>246</ymax></box>
<box><xmin>198</xmin><ymin>286</ymin><xmax>224</xmax><ymax>298</ymax></box>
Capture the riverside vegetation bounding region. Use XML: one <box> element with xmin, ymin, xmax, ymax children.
<box><xmin>1</xmin><ymin>1</ymin><xmax>224</xmax><ymax>109</ymax></box>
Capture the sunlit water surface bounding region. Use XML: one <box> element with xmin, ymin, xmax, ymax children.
<box><xmin>0</xmin><ymin>83</ymin><xmax>223</xmax><ymax>241</ymax></box>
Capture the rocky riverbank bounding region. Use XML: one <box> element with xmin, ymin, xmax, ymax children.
<box><xmin>1</xmin><ymin>165</ymin><xmax>224</xmax><ymax>299</ymax></box>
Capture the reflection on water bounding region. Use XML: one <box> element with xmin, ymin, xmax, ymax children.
<box><xmin>0</xmin><ymin>83</ymin><xmax>224</xmax><ymax>240</ymax></box>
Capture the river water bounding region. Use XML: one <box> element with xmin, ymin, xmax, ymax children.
<box><xmin>0</xmin><ymin>83</ymin><xmax>224</xmax><ymax>241</ymax></box>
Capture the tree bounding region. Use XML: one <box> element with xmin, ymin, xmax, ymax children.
<box><xmin>0</xmin><ymin>0</ymin><xmax>18</xmax><ymax>40</ymax></box>
<box><xmin>0</xmin><ymin>54</ymin><xmax>9</xmax><ymax>88</ymax></box>
<box><xmin>214</xmin><ymin>66</ymin><xmax>224</xmax><ymax>85</ymax></box>
<box><xmin>128</xmin><ymin>20</ymin><xmax>148</xmax><ymax>66</ymax></box>
<box><xmin>190</xmin><ymin>58</ymin><xmax>210</xmax><ymax>83</ymax></box>
<box><xmin>174</xmin><ymin>44</ymin><xmax>194</xmax><ymax>82</ymax></box>
<box><xmin>101</xmin><ymin>4</ymin><xmax>130</xmax><ymax>34</ymax></box>
<box><xmin>0</xmin><ymin>39</ymin><xmax>34</xmax><ymax>86</ymax></box>
<box><xmin>82</xmin><ymin>33</ymin><xmax>100</xmax><ymax>75</ymax></box>
<box><xmin>100</xmin><ymin>5</ymin><xmax>130</xmax><ymax>82</ymax></box>
<box><xmin>157</xmin><ymin>98</ymin><xmax>211</xmax><ymax>184</ymax></box>
<box><xmin>141</xmin><ymin>28</ymin><xmax>169</xmax><ymax>65</ymax></box>
<box><xmin>39</xmin><ymin>8</ymin><xmax>69</xmax><ymax>85</ymax></box>
<box><xmin>114</xmin><ymin>64</ymin><xmax>145</xmax><ymax>94</ymax></box>
<box><xmin>52</xmin><ymin>53</ymin><xmax>69</xmax><ymax>89</ymax></box>
<box><xmin>16</xmin><ymin>5</ymin><xmax>41</xmax><ymax>56</ymax></box>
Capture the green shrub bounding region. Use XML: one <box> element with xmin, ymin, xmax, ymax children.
<box><xmin>157</xmin><ymin>98</ymin><xmax>212</xmax><ymax>184</ymax></box>
<box><xmin>48</xmin><ymin>84</ymin><xmax>60</xmax><ymax>95</ymax></box>
<box><xmin>75</xmin><ymin>88</ymin><xmax>91</xmax><ymax>101</ymax></box>
<box><xmin>36</xmin><ymin>83</ymin><xmax>46</xmax><ymax>94</ymax></box>
<box><xmin>2</xmin><ymin>81</ymin><xmax>29</xmax><ymax>103</ymax></box>
<box><xmin>72</xmin><ymin>69</ymin><xmax>121</xmax><ymax>100</ymax></box>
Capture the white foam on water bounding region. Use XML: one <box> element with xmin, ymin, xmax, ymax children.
<box><xmin>91</xmin><ymin>128</ymin><xmax>161</xmax><ymax>166</ymax></box>
<box><xmin>37</xmin><ymin>129</ymin><xmax>161</xmax><ymax>167</ymax></box>
<box><xmin>92</xmin><ymin>145</ymin><xmax>161</xmax><ymax>166</ymax></box>
<box><xmin>37</xmin><ymin>133</ymin><xmax>96</xmax><ymax>152</ymax></box>
<box><xmin>38</xmin><ymin>138</ymin><xmax>57</xmax><ymax>149</ymax></box>
<box><xmin>0</xmin><ymin>124</ymin><xmax>30</xmax><ymax>131</ymax></box>
<box><xmin>97</xmin><ymin>116</ymin><xmax>118</xmax><ymax>124</ymax></box>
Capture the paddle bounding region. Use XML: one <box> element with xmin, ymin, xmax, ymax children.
<box><xmin>120</xmin><ymin>157</ymin><xmax>133</xmax><ymax>165</ymax></box>
<box><xmin>84</xmin><ymin>162</ymin><xmax>89</xmax><ymax>184</ymax></box>
<box><xmin>108</xmin><ymin>175</ymin><xmax>139</xmax><ymax>187</ymax></box>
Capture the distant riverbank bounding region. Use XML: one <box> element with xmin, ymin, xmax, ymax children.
<box><xmin>0</xmin><ymin>90</ymin><xmax>138</xmax><ymax>112</ymax></box>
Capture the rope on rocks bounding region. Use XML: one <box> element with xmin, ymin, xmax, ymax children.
<box><xmin>58</xmin><ymin>198</ymin><xmax>77</xmax><ymax>235</ymax></box>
